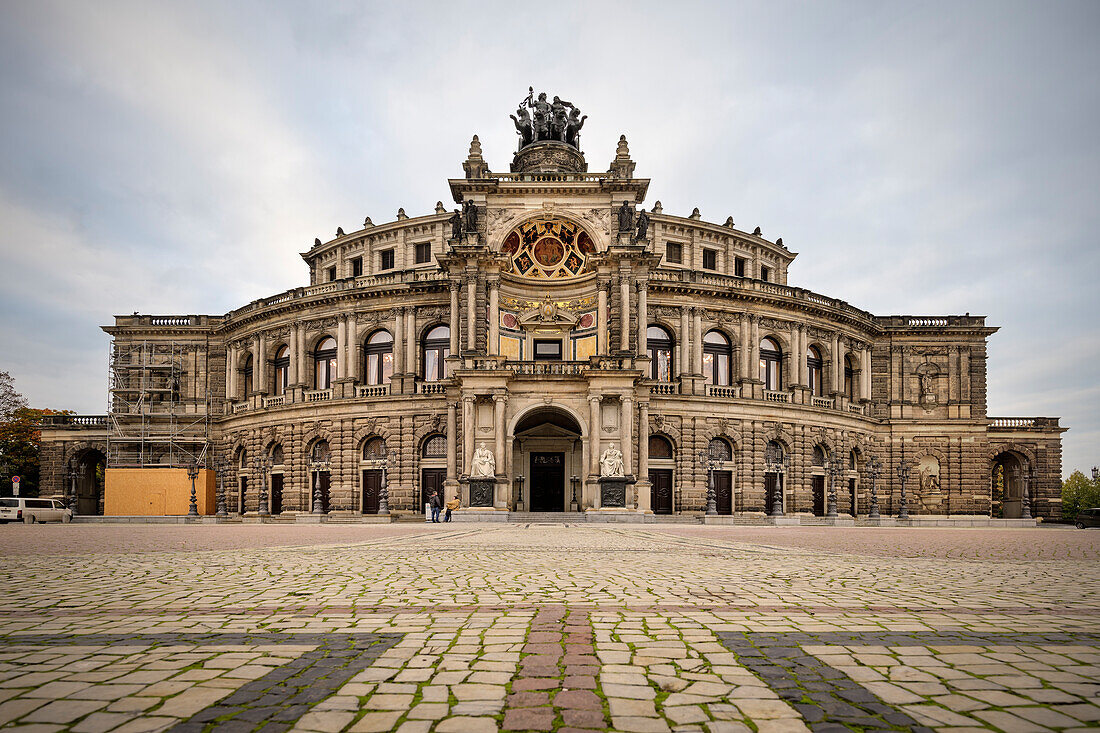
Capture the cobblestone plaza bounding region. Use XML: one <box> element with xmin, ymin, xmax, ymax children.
<box><xmin>0</xmin><ymin>524</ymin><xmax>1096</xmax><ymax>732</ymax></box>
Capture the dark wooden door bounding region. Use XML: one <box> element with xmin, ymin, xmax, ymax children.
<box><xmin>270</xmin><ymin>474</ymin><xmax>283</xmax><ymax>514</ymax></box>
<box><xmin>764</xmin><ymin>473</ymin><xmax>777</xmax><ymax>515</ymax></box>
<box><xmin>714</xmin><ymin>470</ymin><xmax>732</xmax><ymax>514</ymax></box>
<box><xmin>422</xmin><ymin>469</ymin><xmax>445</xmax><ymax>509</ymax></box>
<box><xmin>362</xmin><ymin>470</ymin><xmax>381</xmax><ymax>514</ymax></box>
<box><xmin>530</xmin><ymin>453</ymin><xmax>565</xmax><ymax>512</ymax></box>
<box><xmin>650</xmin><ymin>469</ymin><xmax>673</xmax><ymax>514</ymax></box>
<box><xmin>848</xmin><ymin>478</ymin><xmax>857</xmax><ymax>516</ymax></box>
<box><xmin>238</xmin><ymin>477</ymin><xmax>247</xmax><ymax>514</ymax></box>
<box><xmin>812</xmin><ymin>475</ymin><xmax>825</xmax><ymax>516</ymax></box>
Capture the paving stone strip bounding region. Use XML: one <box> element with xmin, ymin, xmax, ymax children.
<box><xmin>501</xmin><ymin>604</ymin><xmax>608</xmax><ymax>732</ymax></box>
<box><xmin>0</xmin><ymin>632</ymin><xmax>400</xmax><ymax>732</ymax></box>
<box><xmin>717</xmin><ymin>630</ymin><xmax>1100</xmax><ymax>733</ymax></box>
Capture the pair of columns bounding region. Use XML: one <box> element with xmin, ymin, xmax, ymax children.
<box><xmin>391</xmin><ymin>307</ymin><xmax>417</xmax><ymax>376</ymax></box>
<box><xmin>461</xmin><ymin>393</ymin><xmax>507</xmax><ymax>479</ymax></box>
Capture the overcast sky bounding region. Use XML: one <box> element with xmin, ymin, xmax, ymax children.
<box><xmin>1</xmin><ymin>1</ymin><xmax>1096</xmax><ymax>477</ymax></box>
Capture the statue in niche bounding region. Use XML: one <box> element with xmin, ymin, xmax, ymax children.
<box><xmin>600</xmin><ymin>443</ymin><xmax>626</xmax><ymax>477</ymax></box>
<box><xmin>920</xmin><ymin>372</ymin><xmax>934</xmax><ymax>397</ymax></box>
<box><xmin>448</xmin><ymin>209</ymin><xmax>462</xmax><ymax>240</ymax></box>
<box><xmin>617</xmin><ymin>201</ymin><xmax>635</xmax><ymax>232</ymax></box>
<box><xmin>471</xmin><ymin>443</ymin><xmax>496</xmax><ymax>477</ymax></box>
<box><xmin>463</xmin><ymin>199</ymin><xmax>478</xmax><ymax>233</ymax></box>
<box><xmin>634</xmin><ymin>208</ymin><xmax>650</xmax><ymax>241</ymax></box>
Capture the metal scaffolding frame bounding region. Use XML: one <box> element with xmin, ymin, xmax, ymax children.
<box><xmin>106</xmin><ymin>340</ymin><xmax>209</xmax><ymax>468</ymax></box>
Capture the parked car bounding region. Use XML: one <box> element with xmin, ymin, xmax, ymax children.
<box><xmin>1075</xmin><ymin>508</ymin><xmax>1100</xmax><ymax>529</ymax></box>
<box><xmin>0</xmin><ymin>497</ymin><xmax>73</xmax><ymax>524</ymax></box>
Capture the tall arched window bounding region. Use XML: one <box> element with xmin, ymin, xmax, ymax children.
<box><xmin>647</xmin><ymin>325</ymin><xmax>674</xmax><ymax>382</ymax></box>
<box><xmin>649</xmin><ymin>435</ymin><xmax>673</xmax><ymax>459</ymax></box>
<box><xmin>243</xmin><ymin>355</ymin><xmax>254</xmax><ymax>396</ymax></box>
<box><xmin>364</xmin><ymin>330</ymin><xmax>394</xmax><ymax>386</ymax></box>
<box><xmin>760</xmin><ymin>337</ymin><xmax>782</xmax><ymax>391</ymax></box>
<box><xmin>844</xmin><ymin>355</ymin><xmax>855</xmax><ymax>400</ymax></box>
<box><xmin>273</xmin><ymin>346</ymin><xmax>290</xmax><ymax>396</ymax></box>
<box><xmin>422</xmin><ymin>434</ymin><xmax>446</xmax><ymax>458</ymax></box>
<box><xmin>708</xmin><ymin>437</ymin><xmax>732</xmax><ymax>462</ymax></box>
<box><xmin>811</xmin><ymin>445</ymin><xmax>827</xmax><ymax>467</ymax></box>
<box><xmin>314</xmin><ymin>337</ymin><xmax>337</xmax><ymax>390</ymax></box>
<box><xmin>423</xmin><ymin>325</ymin><xmax>450</xmax><ymax>382</ymax></box>
<box><xmin>703</xmin><ymin>330</ymin><xmax>732</xmax><ymax>386</ymax></box>
<box><xmin>237</xmin><ymin>447</ymin><xmax>248</xmax><ymax>469</ymax></box>
<box><xmin>807</xmin><ymin>346</ymin><xmax>823</xmax><ymax>397</ymax></box>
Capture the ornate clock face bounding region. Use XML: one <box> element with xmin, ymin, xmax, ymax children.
<box><xmin>502</xmin><ymin>217</ymin><xmax>595</xmax><ymax>279</ymax></box>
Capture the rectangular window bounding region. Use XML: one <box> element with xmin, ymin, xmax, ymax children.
<box><xmin>327</xmin><ymin>266</ymin><xmax>337</xmax><ymax>282</ymax></box>
<box><xmin>734</xmin><ymin>257</ymin><xmax>746</xmax><ymax>277</ymax></box>
<box><xmin>533</xmin><ymin>339</ymin><xmax>563</xmax><ymax>361</ymax></box>
<box><xmin>350</xmin><ymin>256</ymin><xmax>363</xmax><ymax>277</ymax></box>
<box><xmin>380</xmin><ymin>249</ymin><xmax>395</xmax><ymax>270</ymax></box>
<box><xmin>760</xmin><ymin>265</ymin><xmax>771</xmax><ymax>282</ymax></box>
<box><xmin>665</xmin><ymin>242</ymin><xmax>682</xmax><ymax>264</ymax></box>
<box><xmin>415</xmin><ymin>242</ymin><xmax>431</xmax><ymax>264</ymax></box>
<box><xmin>702</xmin><ymin>248</ymin><xmax>717</xmax><ymax>270</ymax></box>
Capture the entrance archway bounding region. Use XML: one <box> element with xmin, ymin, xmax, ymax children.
<box><xmin>69</xmin><ymin>448</ymin><xmax>106</xmax><ymax>515</ymax></box>
<box><xmin>992</xmin><ymin>451</ymin><xmax>1029</xmax><ymax>518</ymax></box>
<box><xmin>513</xmin><ymin>407</ymin><xmax>583</xmax><ymax>512</ymax></box>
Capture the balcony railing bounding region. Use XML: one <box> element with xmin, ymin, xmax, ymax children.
<box><xmin>652</xmin><ymin>382</ymin><xmax>678</xmax><ymax>396</ymax></box>
<box><xmin>232</xmin><ymin>402</ymin><xmax>250</xmax><ymax>414</ymax></box>
<box><xmin>764</xmin><ymin>390</ymin><xmax>791</xmax><ymax>403</ymax></box>
<box><xmin>262</xmin><ymin>395</ymin><xmax>285</xmax><ymax>408</ymax></box>
<box><xmin>508</xmin><ymin>360</ymin><xmax>588</xmax><ymax>376</ymax></box>
<box><xmin>38</xmin><ymin>414</ymin><xmax>109</xmax><ymax>428</ymax></box>
<box><xmin>356</xmin><ymin>385</ymin><xmax>390</xmax><ymax>398</ymax></box>
<box><xmin>811</xmin><ymin>396</ymin><xmax>833</xmax><ymax>409</ymax></box>
<box><xmin>848</xmin><ymin>403</ymin><xmax>865</xmax><ymax>415</ymax></box>
<box><xmin>417</xmin><ymin>381</ymin><xmax>447</xmax><ymax>395</ymax></box>
<box><xmin>706</xmin><ymin>384</ymin><xmax>740</xmax><ymax>399</ymax></box>
<box><xmin>304</xmin><ymin>388</ymin><xmax>333</xmax><ymax>403</ymax></box>
<box><xmin>989</xmin><ymin>417</ymin><xmax>1061</xmax><ymax>430</ymax></box>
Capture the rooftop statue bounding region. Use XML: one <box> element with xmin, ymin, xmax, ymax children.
<box><xmin>512</xmin><ymin>88</ymin><xmax>585</xmax><ymax>151</ymax></box>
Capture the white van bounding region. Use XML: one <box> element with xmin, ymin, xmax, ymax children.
<box><xmin>0</xmin><ymin>497</ymin><xmax>73</xmax><ymax>524</ymax></box>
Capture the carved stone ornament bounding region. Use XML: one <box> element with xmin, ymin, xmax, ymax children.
<box><xmin>765</xmin><ymin>422</ymin><xmax>793</xmax><ymax>447</ymax></box>
<box><xmin>579</xmin><ymin>208</ymin><xmax>612</xmax><ymax>236</ymax></box>
<box><xmin>759</xmin><ymin>317</ymin><xmax>790</xmax><ymax>332</ymax></box>
<box><xmin>916</xmin><ymin>362</ymin><xmax>940</xmax><ymax>410</ymax></box>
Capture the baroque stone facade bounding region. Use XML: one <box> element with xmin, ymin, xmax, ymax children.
<box><xmin>39</xmin><ymin>100</ymin><xmax>1065</xmax><ymax>520</ymax></box>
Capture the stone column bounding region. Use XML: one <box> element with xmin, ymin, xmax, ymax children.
<box><xmin>393</xmin><ymin>308</ymin><xmax>405</xmax><ymax>374</ymax></box>
<box><xmin>637</xmin><ymin>401</ymin><xmax>651</xmax><ymax>511</ymax></box>
<box><xmin>226</xmin><ymin>346</ymin><xmax>236</xmax><ymax>400</ymax></box>
<box><xmin>830</xmin><ymin>333</ymin><xmax>841</xmax><ymax>394</ymax></box>
<box><xmin>493</xmin><ymin>393</ymin><xmax>507</xmax><ymax>508</ymax></box>
<box><xmin>791</xmin><ymin>323</ymin><xmax>803</xmax><ymax>386</ymax></box>
<box><xmin>288</xmin><ymin>326</ymin><xmax>299</xmax><ymax>386</ymax></box>
<box><xmin>597</xmin><ymin>281</ymin><xmax>609</xmax><ymax>355</ymax></box>
<box><xmin>488</xmin><ymin>278</ymin><xmax>499</xmax><ymax>356</ymax></box>
<box><xmin>466</xmin><ymin>274</ymin><xmax>477</xmax><ymax>352</ymax></box>
<box><xmin>692</xmin><ymin>308</ymin><xmax>703</xmax><ymax>374</ymax></box>
<box><xmin>861</xmin><ymin>347</ymin><xmax>872</xmax><ymax>401</ymax></box>
<box><xmin>335</xmin><ymin>317</ymin><xmax>346</xmax><ymax>381</ymax></box>
<box><xmin>749</xmin><ymin>315</ymin><xmax>760</xmax><ymax>385</ymax></box>
<box><xmin>446</xmin><ymin>401</ymin><xmax>458</xmax><ymax>491</ymax></box>
<box><xmin>255</xmin><ymin>334</ymin><xmax>266</xmax><ymax>393</ymax></box>
<box><xmin>588</xmin><ymin>396</ymin><xmax>601</xmax><ymax>476</ymax></box>
<box><xmin>637</xmin><ymin>280</ymin><xmax>648</xmax><ymax>357</ymax></box>
<box><xmin>449</xmin><ymin>282</ymin><xmax>460</xmax><ymax>355</ymax></box>
<box><xmin>620</xmin><ymin>395</ymin><xmax>633</xmax><ymax>477</ymax></box>
<box><xmin>405</xmin><ymin>308</ymin><xmax>416</xmax><ymax>377</ymax></box>
<box><xmin>297</xmin><ymin>326</ymin><xmax>307</xmax><ymax>387</ymax></box>
<box><xmin>462</xmin><ymin>396</ymin><xmax>475</xmax><ymax>476</ymax></box>
<box><xmin>619</xmin><ymin>274</ymin><xmax>631</xmax><ymax>351</ymax></box>
<box><xmin>348</xmin><ymin>313</ymin><xmax>359</xmax><ymax>382</ymax></box>
<box><xmin>680</xmin><ymin>308</ymin><xmax>690</xmax><ymax>378</ymax></box>
<box><xmin>739</xmin><ymin>315</ymin><xmax>751</xmax><ymax>382</ymax></box>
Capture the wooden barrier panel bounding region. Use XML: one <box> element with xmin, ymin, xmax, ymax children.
<box><xmin>105</xmin><ymin>468</ymin><xmax>215</xmax><ymax>516</ymax></box>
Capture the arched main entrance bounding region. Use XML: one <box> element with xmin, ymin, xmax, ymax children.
<box><xmin>513</xmin><ymin>408</ymin><xmax>583</xmax><ymax>512</ymax></box>
<box><xmin>992</xmin><ymin>451</ymin><xmax>1029</xmax><ymax>518</ymax></box>
<box><xmin>68</xmin><ymin>448</ymin><xmax>106</xmax><ymax>515</ymax></box>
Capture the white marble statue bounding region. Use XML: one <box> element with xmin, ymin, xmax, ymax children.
<box><xmin>599</xmin><ymin>443</ymin><xmax>625</xmax><ymax>478</ymax></box>
<box><xmin>471</xmin><ymin>442</ymin><xmax>496</xmax><ymax>477</ymax></box>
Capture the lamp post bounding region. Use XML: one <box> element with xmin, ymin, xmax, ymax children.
<box><xmin>214</xmin><ymin>455</ymin><xmax>228</xmax><ymax>518</ymax></box>
<box><xmin>824</xmin><ymin>452</ymin><xmax>838</xmax><ymax>518</ymax></box>
<box><xmin>764</xmin><ymin>450</ymin><xmax>788</xmax><ymax>517</ymax></box>
<box><xmin>378</xmin><ymin>449</ymin><xmax>393</xmax><ymax>516</ymax></box>
<box><xmin>698</xmin><ymin>448</ymin><xmax>720</xmax><ymax>516</ymax></box>
<box><xmin>867</xmin><ymin>456</ymin><xmax>882</xmax><ymax>519</ymax></box>
<box><xmin>255</xmin><ymin>454</ymin><xmax>270</xmax><ymax>517</ymax></box>
<box><xmin>514</xmin><ymin>475</ymin><xmax>525</xmax><ymax>511</ymax></box>
<box><xmin>67</xmin><ymin>466</ymin><xmax>80</xmax><ymax>516</ymax></box>
<box><xmin>895</xmin><ymin>459</ymin><xmax>911</xmax><ymax>520</ymax></box>
<box><xmin>310</xmin><ymin>460</ymin><xmax>328</xmax><ymax>515</ymax></box>
<box><xmin>1021</xmin><ymin>465</ymin><xmax>1033</xmax><ymax>520</ymax></box>
<box><xmin>570</xmin><ymin>475</ymin><xmax>580</xmax><ymax>511</ymax></box>
<box><xmin>186</xmin><ymin>460</ymin><xmax>200</xmax><ymax>517</ymax></box>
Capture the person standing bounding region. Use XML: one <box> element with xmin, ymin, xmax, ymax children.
<box><xmin>444</xmin><ymin>497</ymin><xmax>460</xmax><ymax>522</ymax></box>
<box><xmin>429</xmin><ymin>491</ymin><xmax>443</xmax><ymax>523</ymax></box>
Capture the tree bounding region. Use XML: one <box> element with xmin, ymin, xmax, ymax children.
<box><xmin>0</xmin><ymin>370</ymin><xmax>27</xmax><ymax>420</ymax></box>
<box><xmin>1061</xmin><ymin>470</ymin><xmax>1100</xmax><ymax>522</ymax></box>
<box><xmin>0</xmin><ymin>407</ymin><xmax>67</xmax><ymax>496</ymax></box>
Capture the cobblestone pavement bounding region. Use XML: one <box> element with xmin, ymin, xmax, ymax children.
<box><xmin>0</xmin><ymin>524</ymin><xmax>1096</xmax><ymax>732</ymax></box>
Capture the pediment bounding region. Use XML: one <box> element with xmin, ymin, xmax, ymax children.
<box><xmin>516</xmin><ymin>424</ymin><xmax>578</xmax><ymax>439</ymax></box>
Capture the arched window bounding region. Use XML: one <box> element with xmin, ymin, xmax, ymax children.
<box><xmin>310</xmin><ymin>440</ymin><xmax>331</xmax><ymax>464</ymax></box>
<box><xmin>765</xmin><ymin>440</ymin><xmax>785</xmax><ymax>464</ymax></box>
<box><xmin>423</xmin><ymin>325</ymin><xmax>450</xmax><ymax>382</ymax></box>
<box><xmin>243</xmin><ymin>355</ymin><xmax>254</xmax><ymax>396</ymax></box>
<box><xmin>760</xmin><ymin>337</ymin><xmax>782</xmax><ymax>391</ymax></box>
<box><xmin>844</xmin><ymin>355</ymin><xmax>855</xmax><ymax>400</ymax></box>
<box><xmin>314</xmin><ymin>337</ymin><xmax>337</xmax><ymax>390</ymax></box>
<box><xmin>273</xmin><ymin>346</ymin><xmax>290</xmax><ymax>396</ymax></box>
<box><xmin>703</xmin><ymin>330</ymin><xmax>732</xmax><ymax>386</ymax></box>
<box><xmin>647</xmin><ymin>325</ymin><xmax>674</xmax><ymax>382</ymax></box>
<box><xmin>648</xmin><ymin>435</ymin><xmax>673</xmax><ymax>459</ymax></box>
<box><xmin>363</xmin><ymin>436</ymin><xmax>386</xmax><ymax>460</ymax></box>
<box><xmin>849</xmin><ymin>449</ymin><xmax>858</xmax><ymax>471</ymax></box>
<box><xmin>807</xmin><ymin>346</ymin><xmax>823</xmax><ymax>397</ymax></box>
<box><xmin>811</xmin><ymin>445</ymin><xmax>827</xmax><ymax>467</ymax></box>
<box><xmin>364</xmin><ymin>330</ymin><xmax>394</xmax><ymax>386</ymax></box>
<box><xmin>237</xmin><ymin>448</ymin><xmax>248</xmax><ymax>469</ymax></box>
<box><xmin>271</xmin><ymin>444</ymin><xmax>284</xmax><ymax>466</ymax></box>
<box><xmin>422</xmin><ymin>434</ymin><xmax>446</xmax><ymax>458</ymax></box>
<box><xmin>708</xmin><ymin>437</ymin><xmax>732</xmax><ymax>462</ymax></box>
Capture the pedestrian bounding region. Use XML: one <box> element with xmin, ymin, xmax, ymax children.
<box><xmin>429</xmin><ymin>491</ymin><xmax>442</xmax><ymax>523</ymax></box>
<box><xmin>444</xmin><ymin>497</ymin><xmax>460</xmax><ymax>522</ymax></box>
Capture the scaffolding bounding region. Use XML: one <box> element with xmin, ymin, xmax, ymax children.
<box><xmin>106</xmin><ymin>340</ymin><xmax>210</xmax><ymax>468</ymax></box>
